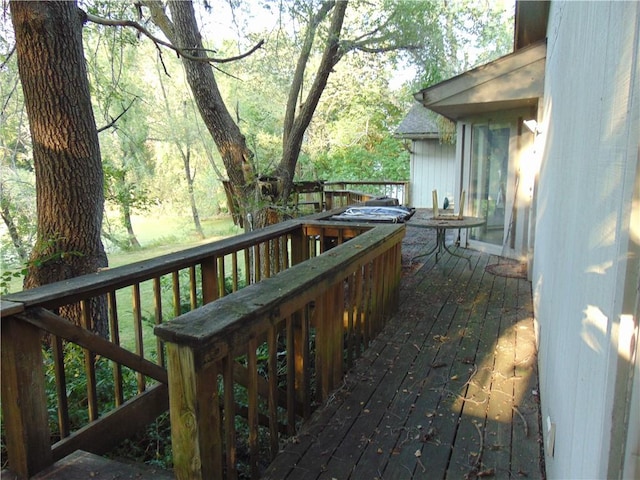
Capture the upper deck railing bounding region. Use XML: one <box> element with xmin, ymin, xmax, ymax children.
<box><xmin>1</xmin><ymin>208</ymin><xmax>405</xmax><ymax>479</ymax></box>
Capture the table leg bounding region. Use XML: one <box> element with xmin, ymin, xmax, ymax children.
<box><xmin>411</xmin><ymin>228</ymin><xmax>472</xmax><ymax>269</ymax></box>
<box><xmin>412</xmin><ymin>228</ymin><xmax>446</xmax><ymax>263</ymax></box>
<box><xmin>441</xmin><ymin>234</ymin><xmax>472</xmax><ymax>269</ymax></box>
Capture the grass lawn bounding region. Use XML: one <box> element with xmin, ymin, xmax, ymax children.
<box><xmin>108</xmin><ymin>214</ymin><xmax>241</xmax><ymax>267</ymax></box>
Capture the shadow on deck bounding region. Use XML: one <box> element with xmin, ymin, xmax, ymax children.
<box><xmin>264</xmin><ymin>216</ymin><xmax>545</xmax><ymax>479</ymax></box>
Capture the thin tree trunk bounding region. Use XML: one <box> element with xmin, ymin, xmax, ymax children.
<box><xmin>122</xmin><ymin>201</ymin><xmax>141</xmax><ymax>249</ymax></box>
<box><xmin>181</xmin><ymin>145</ymin><xmax>205</xmax><ymax>239</ymax></box>
<box><xmin>0</xmin><ymin>185</ymin><xmax>29</xmax><ymax>262</ymax></box>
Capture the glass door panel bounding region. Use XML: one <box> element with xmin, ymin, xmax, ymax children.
<box><xmin>468</xmin><ymin>123</ymin><xmax>510</xmax><ymax>246</ymax></box>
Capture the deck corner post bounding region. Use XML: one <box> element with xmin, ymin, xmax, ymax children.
<box><xmin>0</xmin><ymin>315</ymin><xmax>53</xmax><ymax>478</ymax></box>
<box><xmin>165</xmin><ymin>342</ymin><xmax>222</xmax><ymax>480</ymax></box>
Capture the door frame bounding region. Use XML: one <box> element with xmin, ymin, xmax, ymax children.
<box><xmin>457</xmin><ymin>108</ymin><xmax>536</xmax><ymax>260</ymax></box>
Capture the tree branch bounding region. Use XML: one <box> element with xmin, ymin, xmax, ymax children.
<box><xmin>97</xmin><ymin>97</ymin><xmax>137</xmax><ymax>133</ymax></box>
<box><xmin>84</xmin><ymin>10</ymin><xmax>264</xmax><ymax>64</ymax></box>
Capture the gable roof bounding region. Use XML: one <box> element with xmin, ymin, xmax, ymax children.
<box><xmin>394</xmin><ymin>102</ymin><xmax>443</xmax><ymax>139</ymax></box>
<box><xmin>414</xmin><ymin>40</ymin><xmax>546</xmax><ymax>121</ymax></box>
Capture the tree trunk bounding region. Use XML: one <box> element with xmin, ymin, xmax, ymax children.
<box><xmin>10</xmin><ymin>0</ymin><xmax>108</xmax><ymax>336</ymax></box>
<box><xmin>145</xmin><ymin>1</ymin><xmax>347</xmax><ymax>231</ymax></box>
<box><xmin>121</xmin><ymin>198</ymin><xmax>141</xmax><ymax>249</ymax></box>
<box><xmin>146</xmin><ymin>1</ymin><xmax>257</xmax><ymax>225</ymax></box>
<box><xmin>181</xmin><ymin>145</ymin><xmax>205</xmax><ymax>239</ymax></box>
<box><xmin>278</xmin><ymin>1</ymin><xmax>347</xmax><ymax>201</ymax></box>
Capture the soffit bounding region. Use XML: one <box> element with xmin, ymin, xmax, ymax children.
<box><xmin>414</xmin><ymin>41</ymin><xmax>546</xmax><ymax>121</ymax></box>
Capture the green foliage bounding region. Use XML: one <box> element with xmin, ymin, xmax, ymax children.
<box><xmin>1</xmin><ymin>35</ymin><xmax>37</xmax><ymax>265</ymax></box>
<box><xmin>107</xmin><ymin>412</ymin><xmax>173</xmax><ymax>468</ymax></box>
<box><xmin>0</xmin><ymin>266</ymin><xmax>26</xmax><ymax>295</ymax></box>
<box><xmin>39</xmin><ymin>343</ymin><xmax>173</xmax><ymax>468</ymax></box>
<box><xmin>1</xmin><ymin>236</ymin><xmax>83</xmax><ymax>293</ymax></box>
<box><xmin>1</xmin><ymin>0</ymin><xmax>514</xmax><ymax>255</ymax></box>
<box><xmin>312</xmin><ymin>137</ymin><xmax>409</xmax><ymax>182</ymax></box>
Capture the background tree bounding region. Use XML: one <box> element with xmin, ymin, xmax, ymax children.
<box><xmin>133</xmin><ymin>1</ymin><xmax>414</xmax><ymax>227</ymax></box>
<box><xmin>9</xmin><ymin>0</ymin><xmax>108</xmax><ymax>335</ymax></box>
<box><xmin>2</xmin><ymin>0</ymin><xmax>513</xmax><ymax>286</ymax></box>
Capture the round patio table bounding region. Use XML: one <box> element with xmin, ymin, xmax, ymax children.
<box><xmin>407</xmin><ymin>216</ymin><xmax>486</xmax><ymax>268</ymax></box>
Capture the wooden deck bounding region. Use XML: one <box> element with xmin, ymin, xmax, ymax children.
<box><xmin>264</xmin><ymin>215</ymin><xmax>544</xmax><ymax>479</ymax></box>
<box><xmin>1</xmin><ymin>212</ymin><xmax>543</xmax><ymax>480</ymax></box>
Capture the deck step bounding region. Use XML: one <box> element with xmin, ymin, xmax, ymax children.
<box><xmin>2</xmin><ymin>450</ymin><xmax>174</xmax><ymax>480</ymax></box>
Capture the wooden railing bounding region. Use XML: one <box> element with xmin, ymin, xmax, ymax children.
<box><xmin>0</xmin><ymin>216</ymin><xmax>404</xmax><ymax>479</ymax></box>
<box><xmin>323</xmin><ymin>181</ymin><xmax>410</xmax><ymax>208</ymax></box>
<box><xmin>155</xmin><ymin>222</ymin><xmax>405</xmax><ymax>479</ymax></box>
<box><xmin>224</xmin><ymin>180</ymin><xmax>411</xmax><ymax>225</ymax></box>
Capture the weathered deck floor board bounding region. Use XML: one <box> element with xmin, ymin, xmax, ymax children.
<box><xmin>264</xmin><ymin>213</ymin><xmax>544</xmax><ymax>480</ymax></box>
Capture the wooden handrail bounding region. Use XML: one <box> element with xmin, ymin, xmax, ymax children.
<box><xmin>156</xmin><ymin>223</ymin><xmax>405</xmax><ymax>479</ymax></box>
<box><xmin>1</xmin><ymin>220</ymin><xmax>305</xmax><ymax>312</ymax></box>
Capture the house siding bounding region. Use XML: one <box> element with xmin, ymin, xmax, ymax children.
<box><xmin>533</xmin><ymin>2</ymin><xmax>640</xmax><ymax>479</ymax></box>
<box><xmin>410</xmin><ymin>139</ymin><xmax>456</xmax><ymax>208</ymax></box>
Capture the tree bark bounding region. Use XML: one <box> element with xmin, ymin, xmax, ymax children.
<box><xmin>10</xmin><ymin>0</ymin><xmax>108</xmax><ymax>336</ymax></box>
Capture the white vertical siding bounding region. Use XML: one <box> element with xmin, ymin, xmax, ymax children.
<box><xmin>410</xmin><ymin>139</ymin><xmax>456</xmax><ymax>208</ymax></box>
<box><xmin>533</xmin><ymin>2</ymin><xmax>640</xmax><ymax>478</ymax></box>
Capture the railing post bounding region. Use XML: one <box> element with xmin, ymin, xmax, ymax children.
<box><xmin>1</xmin><ymin>314</ymin><xmax>52</xmax><ymax>478</ymax></box>
<box><xmin>165</xmin><ymin>342</ymin><xmax>222</xmax><ymax>480</ymax></box>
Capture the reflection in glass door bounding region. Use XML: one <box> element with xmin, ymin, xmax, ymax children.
<box><xmin>468</xmin><ymin>123</ymin><xmax>510</xmax><ymax>246</ymax></box>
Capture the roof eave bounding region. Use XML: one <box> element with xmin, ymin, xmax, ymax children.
<box><xmin>415</xmin><ymin>41</ymin><xmax>546</xmax><ymax>121</ymax></box>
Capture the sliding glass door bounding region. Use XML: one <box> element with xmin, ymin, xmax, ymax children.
<box><xmin>468</xmin><ymin>122</ymin><xmax>511</xmax><ymax>247</ymax></box>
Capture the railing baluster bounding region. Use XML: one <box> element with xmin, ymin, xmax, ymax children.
<box><xmin>300</xmin><ymin>306</ymin><xmax>312</xmax><ymax>419</ymax></box>
<box><xmin>362</xmin><ymin>262</ymin><xmax>373</xmax><ymax>347</ymax></box>
<box><xmin>232</xmin><ymin>251</ymin><xmax>239</xmax><ymax>292</ymax></box>
<box><xmin>267</xmin><ymin>325</ymin><xmax>279</xmax><ymax>459</ymax></box>
<box><xmin>353</xmin><ymin>266</ymin><xmax>364</xmax><ymax>358</ymax></box>
<box><xmin>172</xmin><ymin>271</ymin><xmax>181</xmax><ymax>317</ymax></box>
<box><xmin>273</xmin><ymin>237</ymin><xmax>280</xmax><ymax>274</ymax></box>
<box><xmin>152</xmin><ymin>278</ymin><xmax>165</xmax><ymax>368</ymax></box>
<box><xmin>331</xmin><ymin>282</ymin><xmax>344</xmax><ymax>388</ymax></box>
<box><xmin>253</xmin><ymin>243</ymin><xmax>262</xmax><ymax>283</ymax></box>
<box><xmin>265</xmin><ymin>239</ymin><xmax>271</xmax><ymax>278</ymax></box>
<box><xmin>201</xmin><ymin>257</ymin><xmax>218</xmax><ymax>304</ymax></box>
<box><xmin>346</xmin><ymin>273</ymin><xmax>355</xmax><ymax>369</ymax></box>
<box><xmin>247</xmin><ymin>337</ymin><xmax>259</xmax><ymax>479</ymax></box>
<box><xmin>189</xmin><ymin>266</ymin><xmax>197</xmax><ymax>310</ymax></box>
<box><xmin>218</xmin><ymin>256</ymin><xmax>226</xmax><ymax>297</ymax></box>
<box><xmin>80</xmin><ymin>300</ymin><xmax>99</xmax><ymax>421</ymax></box>
<box><xmin>286</xmin><ymin>314</ymin><xmax>296</xmax><ymax>434</ymax></box>
<box><xmin>52</xmin><ymin>335</ymin><xmax>70</xmax><ymax>437</ymax></box>
<box><xmin>244</xmin><ymin>247</ymin><xmax>251</xmax><ymax>286</ymax></box>
<box><xmin>108</xmin><ymin>291</ymin><xmax>125</xmax><ymax>405</ymax></box>
<box><xmin>132</xmin><ymin>284</ymin><xmax>145</xmax><ymax>393</ymax></box>
<box><xmin>315</xmin><ymin>291</ymin><xmax>329</xmax><ymax>401</ymax></box>
<box><xmin>223</xmin><ymin>355</ymin><xmax>237</xmax><ymax>479</ymax></box>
